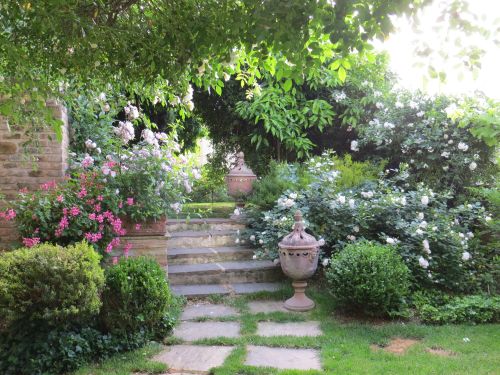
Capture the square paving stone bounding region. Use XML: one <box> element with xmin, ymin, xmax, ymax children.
<box><xmin>153</xmin><ymin>345</ymin><xmax>235</xmax><ymax>372</ymax></box>
<box><xmin>256</xmin><ymin>321</ymin><xmax>322</xmax><ymax>337</ymax></box>
<box><xmin>248</xmin><ymin>300</ymin><xmax>290</xmax><ymax>314</ymax></box>
<box><xmin>173</xmin><ymin>321</ymin><xmax>241</xmax><ymax>341</ymax></box>
<box><xmin>245</xmin><ymin>345</ymin><xmax>322</xmax><ymax>370</ymax></box>
<box><xmin>181</xmin><ymin>303</ymin><xmax>239</xmax><ymax>320</ymax></box>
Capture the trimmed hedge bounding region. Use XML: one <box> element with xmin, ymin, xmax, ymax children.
<box><xmin>325</xmin><ymin>240</ymin><xmax>410</xmax><ymax>316</ymax></box>
<box><xmin>0</xmin><ymin>242</ymin><xmax>104</xmax><ymax>330</ymax></box>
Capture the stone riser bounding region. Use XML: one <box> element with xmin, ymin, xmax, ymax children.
<box><xmin>168</xmin><ymin>222</ymin><xmax>245</xmax><ymax>233</ymax></box>
<box><xmin>167</xmin><ymin>234</ymin><xmax>236</xmax><ymax>249</ymax></box>
<box><xmin>168</xmin><ymin>250</ymin><xmax>254</xmax><ymax>265</ymax></box>
<box><xmin>111</xmin><ymin>236</ymin><xmax>168</xmax><ymax>266</ymax></box>
<box><xmin>168</xmin><ymin>267</ymin><xmax>283</xmax><ymax>286</ymax></box>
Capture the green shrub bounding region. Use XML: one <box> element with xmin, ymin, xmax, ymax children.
<box><xmin>0</xmin><ymin>242</ymin><xmax>104</xmax><ymax>331</ymax></box>
<box><xmin>100</xmin><ymin>257</ymin><xmax>173</xmax><ymax>335</ymax></box>
<box><xmin>415</xmin><ymin>294</ymin><xmax>500</xmax><ymax>324</ymax></box>
<box><xmin>325</xmin><ymin>240</ymin><xmax>410</xmax><ymax>317</ymax></box>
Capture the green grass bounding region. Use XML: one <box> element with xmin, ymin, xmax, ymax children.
<box><xmin>73</xmin><ymin>343</ymin><xmax>167</xmax><ymax>375</ymax></box>
<box><xmin>74</xmin><ymin>285</ymin><xmax>500</xmax><ymax>375</ymax></box>
<box><xmin>174</xmin><ymin>201</ymin><xmax>235</xmax><ymax>219</ymax></box>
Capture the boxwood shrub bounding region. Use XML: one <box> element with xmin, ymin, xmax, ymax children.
<box><xmin>0</xmin><ymin>241</ymin><xmax>104</xmax><ymax>331</ymax></box>
<box><xmin>100</xmin><ymin>256</ymin><xmax>173</xmax><ymax>335</ymax></box>
<box><xmin>325</xmin><ymin>240</ymin><xmax>410</xmax><ymax>317</ymax></box>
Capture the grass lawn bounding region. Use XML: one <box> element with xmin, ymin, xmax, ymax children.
<box><xmin>172</xmin><ymin>201</ymin><xmax>235</xmax><ymax>219</ymax></box>
<box><xmin>75</xmin><ymin>284</ymin><xmax>500</xmax><ymax>375</ymax></box>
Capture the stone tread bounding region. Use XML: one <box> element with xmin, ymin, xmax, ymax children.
<box><xmin>167</xmin><ymin>260</ymin><xmax>277</xmax><ymax>274</ymax></box>
<box><xmin>168</xmin><ymin>246</ymin><xmax>253</xmax><ymax>257</ymax></box>
<box><xmin>168</xmin><ymin>229</ymin><xmax>236</xmax><ymax>238</ymax></box>
<box><xmin>171</xmin><ymin>282</ymin><xmax>283</xmax><ymax>297</ymax></box>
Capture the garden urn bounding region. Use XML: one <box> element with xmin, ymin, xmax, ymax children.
<box><xmin>278</xmin><ymin>211</ymin><xmax>321</xmax><ymax>311</ymax></box>
<box><xmin>225</xmin><ymin>152</ymin><xmax>257</xmax><ymax>212</ymax></box>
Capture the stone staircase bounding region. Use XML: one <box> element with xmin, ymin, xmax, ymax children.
<box><xmin>166</xmin><ymin>218</ymin><xmax>283</xmax><ymax>298</ymax></box>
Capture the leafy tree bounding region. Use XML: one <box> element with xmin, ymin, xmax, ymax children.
<box><xmin>0</xmin><ymin>0</ymin><xmax>424</xmax><ymax>133</ymax></box>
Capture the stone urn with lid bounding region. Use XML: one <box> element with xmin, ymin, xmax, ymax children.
<box><xmin>278</xmin><ymin>211</ymin><xmax>321</xmax><ymax>311</ymax></box>
<box><xmin>225</xmin><ymin>152</ymin><xmax>257</xmax><ymax>215</ymax></box>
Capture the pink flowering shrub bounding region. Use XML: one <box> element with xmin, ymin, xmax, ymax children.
<box><xmin>9</xmin><ymin>171</ymin><xmax>129</xmax><ymax>256</ymax></box>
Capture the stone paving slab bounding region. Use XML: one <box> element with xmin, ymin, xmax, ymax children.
<box><xmin>173</xmin><ymin>321</ymin><xmax>241</xmax><ymax>341</ymax></box>
<box><xmin>181</xmin><ymin>303</ymin><xmax>239</xmax><ymax>320</ymax></box>
<box><xmin>248</xmin><ymin>300</ymin><xmax>290</xmax><ymax>314</ymax></box>
<box><xmin>153</xmin><ymin>345</ymin><xmax>235</xmax><ymax>373</ymax></box>
<box><xmin>256</xmin><ymin>321</ymin><xmax>322</xmax><ymax>337</ymax></box>
<box><xmin>245</xmin><ymin>345</ymin><xmax>322</xmax><ymax>370</ymax></box>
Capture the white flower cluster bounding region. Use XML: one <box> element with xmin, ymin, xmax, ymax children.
<box><xmin>114</xmin><ymin>121</ymin><xmax>135</xmax><ymax>143</ymax></box>
<box><xmin>124</xmin><ymin>103</ymin><xmax>140</xmax><ymax>120</ymax></box>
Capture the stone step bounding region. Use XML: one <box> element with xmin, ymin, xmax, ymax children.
<box><xmin>111</xmin><ymin>236</ymin><xmax>168</xmax><ymax>266</ymax></box>
<box><xmin>167</xmin><ymin>260</ymin><xmax>283</xmax><ymax>285</ymax></box>
<box><xmin>171</xmin><ymin>282</ymin><xmax>284</xmax><ymax>297</ymax></box>
<box><xmin>168</xmin><ymin>218</ymin><xmax>245</xmax><ymax>233</ymax></box>
<box><xmin>168</xmin><ymin>246</ymin><xmax>254</xmax><ymax>265</ymax></box>
<box><xmin>167</xmin><ymin>230</ymin><xmax>237</xmax><ymax>249</ymax></box>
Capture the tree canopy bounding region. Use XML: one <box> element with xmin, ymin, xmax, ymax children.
<box><xmin>0</xmin><ymin>0</ymin><xmax>424</xmax><ymax>128</ymax></box>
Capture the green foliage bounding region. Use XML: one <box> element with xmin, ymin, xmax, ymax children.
<box><xmin>100</xmin><ymin>257</ymin><xmax>173</xmax><ymax>335</ymax></box>
<box><xmin>414</xmin><ymin>293</ymin><xmax>500</xmax><ymax>324</ymax></box>
<box><xmin>355</xmin><ymin>91</ymin><xmax>497</xmax><ymax>193</ymax></box>
<box><xmin>249</xmin><ymin>162</ymin><xmax>297</xmax><ymax>210</ymax></box>
<box><xmin>325</xmin><ymin>241</ymin><xmax>411</xmax><ymax>317</ymax></box>
<box><xmin>0</xmin><ymin>242</ymin><xmax>104</xmax><ymax>331</ymax></box>
<box><xmin>0</xmin><ymin>0</ymin><xmax>419</xmax><ymax>131</ymax></box>
<box><xmin>248</xmin><ymin>154</ymin><xmax>382</xmax><ymax>211</ymax></box>
<box><xmin>11</xmin><ymin>171</ymin><xmax>124</xmax><ymax>255</ymax></box>
<box><xmin>189</xmin><ymin>161</ymin><xmax>230</xmax><ymax>203</ymax></box>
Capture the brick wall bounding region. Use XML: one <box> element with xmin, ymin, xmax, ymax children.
<box><xmin>0</xmin><ymin>102</ymin><xmax>69</xmax><ymax>249</ymax></box>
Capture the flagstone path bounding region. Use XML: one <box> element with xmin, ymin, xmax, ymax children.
<box><xmin>151</xmin><ymin>300</ymin><xmax>323</xmax><ymax>374</ymax></box>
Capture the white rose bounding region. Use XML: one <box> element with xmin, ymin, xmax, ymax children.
<box><xmin>469</xmin><ymin>162</ymin><xmax>477</xmax><ymax>171</ymax></box>
<box><xmin>350</xmin><ymin>140</ymin><xmax>359</xmax><ymax>152</ymax></box>
<box><xmin>337</xmin><ymin>195</ymin><xmax>346</xmax><ymax>204</ymax></box>
<box><xmin>423</xmin><ymin>239</ymin><xmax>431</xmax><ymax>254</ymax></box>
<box><xmin>419</xmin><ymin>256</ymin><xmax>429</xmax><ymax>269</ymax></box>
<box><xmin>353</xmin><ymin>225</ymin><xmax>360</xmax><ymax>233</ymax></box>
<box><xmin>462</xmin><ymin>251</ymin><xmax>471</xmax><ymax>261</ymax></box>
<box><xmin>322</xmin><ymin>258</ymin><xmax>330</xmax><ymax>267</ymax></box>
<box><xmin>418</xmin><ymin>212</ymin><xmax>424</xmax><ymax>220</ymax></box>
<box><xmin>250</xmin><ymin>235</ymin><xmax>256</xmax><ymax>241</ymax></box>
<box><xmin>421</xmin><ymin>195</ymin><xmax>430</xmax><ymax>205</ymax></box>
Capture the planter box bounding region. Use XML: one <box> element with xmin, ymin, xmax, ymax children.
<box><xmin>121</xmin><ymin>216</ymin><xmax>167</xmax><ymax>236</ymax></box>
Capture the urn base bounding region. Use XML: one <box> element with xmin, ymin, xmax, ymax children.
<box><xmin>284</xmin><ymin>280</ymin><xmax>315</xmax><ymax>312</ymax></box>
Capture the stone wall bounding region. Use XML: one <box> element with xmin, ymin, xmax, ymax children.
<box><xmin>0</xmin><ymin>102</ymin><xmax>69</xmax><ymax>248</ymax></box>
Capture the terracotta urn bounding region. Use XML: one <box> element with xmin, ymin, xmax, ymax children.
<box><xmin>121</xmin><ymin>216</ymin><xmax>167</xmax><ymax>236</ymax></box>
<box><xmin>278</xmin><ymin>211</ymin><xmax>321</xmax><ymax>311</ymax></box>
<box><xmin>225</xmin><ymin>151</ymin><xmax>257</xmax><ymax>201</ymax></box>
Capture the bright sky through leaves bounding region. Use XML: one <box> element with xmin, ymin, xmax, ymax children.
<box><xmin>376</xmin><ymin>0</ymin><xmax>500</xmax><ymax>99</ymax></box>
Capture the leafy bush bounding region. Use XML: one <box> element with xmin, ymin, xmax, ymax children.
<box><xmin>414</xmin><ymin>293</ymin><xmax>500</xmax><ymax>324</ymax></box>
<box><xmin>325</xmin><ymin>241</ymin><xmax>410</xmax><ymax>317</ymax></box>
<box><xmin>249</xmin><ymin>161</ymin><xmax>297</xmax><ymax>210</ymax></box>
<box><xmin>249</xmin><ymin>154</ymin><xmax>382</xmax><ymax>211</ymax></box>
<box><xmin>246</xmin><ymin>164</ymin><xmax>493</xmax><ymax>293</ymax></box>
<box><xmin>354</xmin><ymin>91</ymin><xmax>496</xmax><ymax>193</ymax></box>
<box><xmin>10</xmin><ymin>174</ymin><xmax>125</xmax><ymax>255</ymax></box>
<box><xmin>100</xmin><ymin>257</ymin><xmax>173</xmax><ymax>335</ymax></box>
<box><xmin>0</xmin><ymin>249</ymin><xmax>179</xmax><ymax>375</ymax></box>
<box><xmin>0</xmin><ymin>242</ymin><xmax>104</xmax><ymax>331</ymax></box>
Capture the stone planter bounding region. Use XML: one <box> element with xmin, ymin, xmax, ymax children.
<box><xmin>225</xmin><ymin>152</ymin><xmax>257</xmax><ymax>200</ymax></box>
<box><xmin>121</xmin><ymin>216</ymin><xmax>167</xmax><ymax>236</ymax></box>
<box><xmin>278</xmin><ymin>211</ymin><xmax>321</xmax><ymax>312</ymax></box>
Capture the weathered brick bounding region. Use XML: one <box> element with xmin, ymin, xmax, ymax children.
<box><xmin>0</xmin><ymin>142</ymin><xmax>17</xmax><ymax>154</ymax></box>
